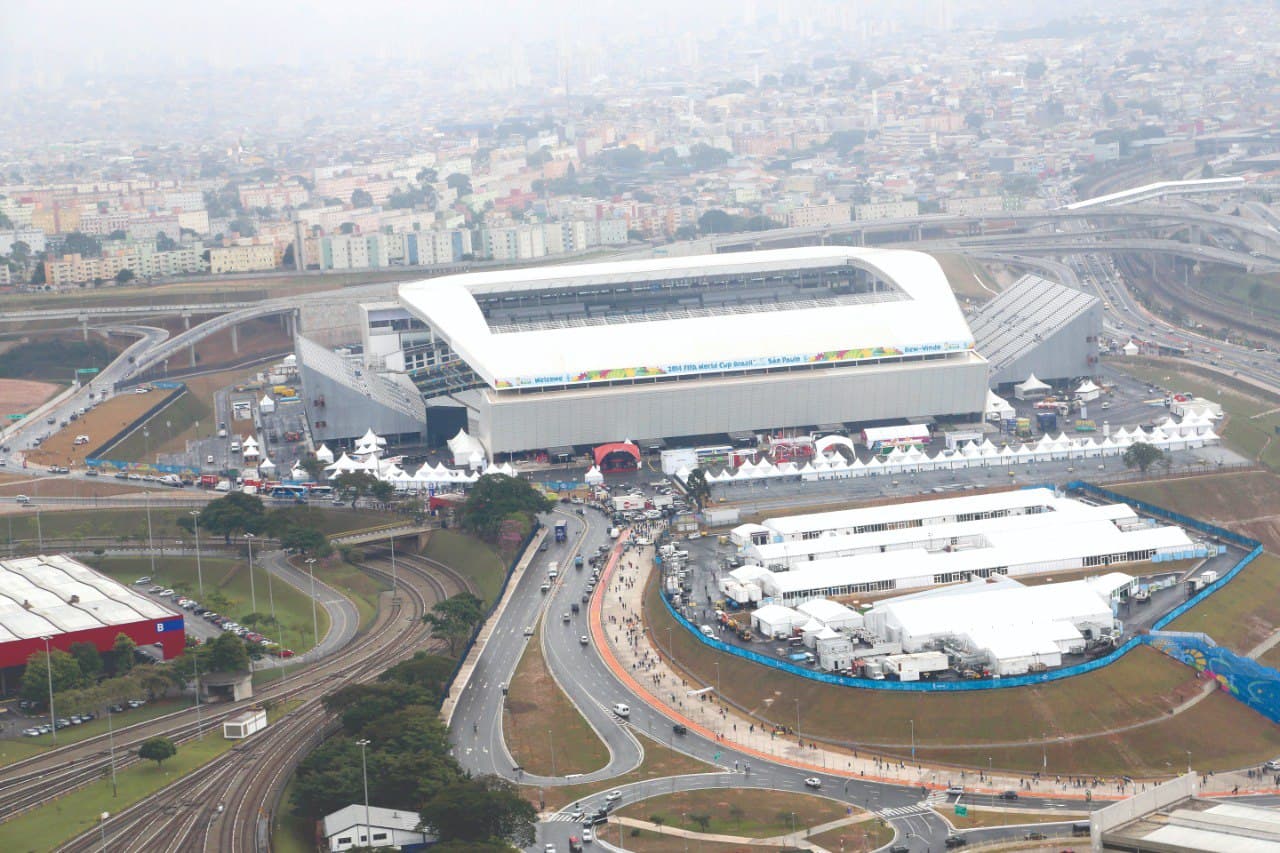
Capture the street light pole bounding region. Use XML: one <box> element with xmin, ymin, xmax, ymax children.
<box><xmin>356</xmin><ymin>738</ymin><xmax>372</xmax><ymax>846</ymax></box>
<box><xmin>1042</xmin><ymin>731</ymin><xmax>1047</xmax><ymax>771</ymax></box>
<box><xmin>190</xmin><ymin>510</ymin><xmax>204</xmax><ymax>597</ymax></box>
<box><xmin>106</xmin><ymin>705</ymin><xmax>118</xmax><ymax>797</ymax></box>
<box><xmin>910</xmin><ymin>719</ymin><xmax>915</xmax><ymax>763</ymax></box>
<box><xmin>145</xmin><ymin>490</ymin><xmax>155</xmax><ymax>581</ymax></box>
<box><xmin>389</xmin><ymin>533</ymin><xmax>397</xmax><ymax>597</ymax></box>
<box><xmin>795</xmin><ymin>697</ymin><xmax>801</xmax><ymax>740</ymax></box>
<box><xmin>714</xmin><ymin>660</ymin><xmax>720</xmax><ymax>696</ymax></box>
<box><xmin>549</xmin><ymin>729</ymin><xmax>556</xmax><ymax>777</ymax></box>
<box><xmin>41</xmin><ymin>636</ymin><xmax>56</xmax><ymax>745</ymax></box>
<box><xmin>306</xmin><ymin>557</ymin><xmax>319</xmax><ymax>651</ymax></box>
<box><xmin>245</xmin><ymin>533</ymin><xmax>257</xmax><ymax>613</ymax></box>
<box><xmin>193</xmin><ymin>651</ymin><xmax>203</xmax><ymax>738</ymax></box>
<box><xmin>266</xmin><ymin>557</ymin><xmax>282</xmax><ymax>679</ymax></box>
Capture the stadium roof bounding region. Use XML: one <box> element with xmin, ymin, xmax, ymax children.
<box><xmin>968</xmin><ymin>274</ymin><xmax>1099</xmax><ymax>377</ymax></box>
<box><xmin>398</xmin><ymin>247</ymin><xmax>976</xmax><ymax>391</ymax></box>
<box><xmin>0</xmin><ymin>555</ymin><xmax>176</xmax><ymax>642</ymax></box>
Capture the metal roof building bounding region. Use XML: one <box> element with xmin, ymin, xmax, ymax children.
<box><xmin>397</xmin><ymin>247</ymin><xmax>989</xmax><ymax>454</ymax></box>
<box><xmin>968</xmin><ymin>274</ymin><xmax>1102</xmax><ymax>386</ymax></box>
<box><xmin>0</xmin><ymin>555</ymin><xmax>184</xmax><ymax>669</ymax></box>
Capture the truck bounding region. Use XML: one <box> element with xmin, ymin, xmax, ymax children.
<box><xmin>554</xmin><ymin>520</ymin><xmax>568</xmax><ymax>543</ymax></box>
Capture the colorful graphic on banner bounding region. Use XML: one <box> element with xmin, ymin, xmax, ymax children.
<box><xmin>1146</xmin><ymin>631</ymin><xmax>1280</xmax><ymax>724</ymax></box>
<box><xmin>493</xmin><ymin>340</ymin><xmax>972</xmax><ymax>389</ymax></box>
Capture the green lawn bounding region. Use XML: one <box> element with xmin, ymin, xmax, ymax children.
<box><xmin>86</xmin><ymin>556</ymin><xmax>330</xmax><ymax>656</ymax></box>
<box><xmin>105</xmin><ymin>389</ymin><xmax>204</xmax><ymax>463</ymax></box>
<box><xmin>4</xmin><ymin>506</ymin><xmax>200</xmax><ymax>545</ymax></box>
<box><xmin>615</xmin><ymin>788</ymin><xmax>852</xmax><ymax>837</ymax></box>
<box><xmin>305</xmin><ymin>556</ymin><xmax>387</xmax><ymax>631</ymax></box>
<box><xmin>3</xmin><ymin>699</ymin><xmax>191</xmax><ymax>763</ymax></box>
<box><xmin>1165</xmin><ymin>553</ymin><xmax>1280</xmax><ymax>653</ymax></box>
<box><xmin>0</xmin><ymin>732</ymin><xmax>237</xmax><ymax>852</ymax></box>
<box><xmin>421</xmin><ymin>529</ymin><xmax>508</xmax><ymax>607</ymax></box>
<box><xmin>808</xmin><ymin>819</ymin><xmax>897</xmax><ymax>853</ymax></box>
<box><xmin>505</xmin><ymin>621</ymin><xmax>610</xmax><ymax>777</ymax></box>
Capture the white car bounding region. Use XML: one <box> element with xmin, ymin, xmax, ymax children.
<box><xmin>611</xmin><ymin>703</ymin><xmax>630</xmax><ymax>718</ymax></box>
<box><xmin>804</xmin><ymin>777</ymin><xmax>822</xmax><ymax>788</ymax></box>
<box><xmin>604</xmin><ymin>790</ymin><xmax>622</xmax><ymax>802</ymax></box>
<box><xmin>582</xmin><ymin>827</ymin><xmax>593</xmax><ymax>842</ymax></box>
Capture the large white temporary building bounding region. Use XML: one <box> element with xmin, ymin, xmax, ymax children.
<box><xmin>728</xmin><ymin>519</ymin><xmax>1195</xmax><ymax>607</ymax></box>
<box><xmin>751</xmin><ymin>603</ymin><xmax>805</xmax><ymax>639</ymax></box>
<box><xmin>864</xmin><ymin>573</ymin><xmax>1134</xmax><ymax>676</ymax></box>
<box><xmin>795</xmin><ymin>598</ymin><xmax>864</xmax><ymax>631</ymax></box>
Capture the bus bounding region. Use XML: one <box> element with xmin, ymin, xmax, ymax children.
<box><xmin>554</xmin><ymin>520</ymin><xmax>568</xmax><ymax>543</ymax></box>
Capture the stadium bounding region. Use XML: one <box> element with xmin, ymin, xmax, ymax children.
<box><xmin>397</xmin><ymin>247</ymin><xmax>990</xmax><ymax>456</ymax></box>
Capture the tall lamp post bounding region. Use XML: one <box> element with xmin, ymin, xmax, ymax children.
<box><xmin>389</xmin><ymin>533</ymin><xmax>398</xmax><ymax>597</ymax></box>
<box><xmin>266</xmin><ymin>556</ymin><xmax>282</xmax><ymax>680</ymax></box>
<box><xmin>190</xmin><ymin>510</ymin><xmax>204</xmax><ymax>597</ymax></box>
<box><xmin>244</xmin><ymin>533</ymin><xmax>257</xmax><ymax>613</ymax></box>
<box><xmin>144</xmin><ymin>490</ymin><xmax>156</xmax><ymax>582</ymax></box>
<box><xmin>305</xmin><ymin>558</ymin><xmax>319</xmax><ymax>651</ymax></box>
<box><xmin>41</xmin><ymin>636</ymin><xmax>57</xmax><ymax>745</ymax></box>
<box><xmin>106</xmin><ymin>704</ymin><xmax>118</xmax><ymax>797</ymax></box>
<box><xmin>794</xmin><ymin>697</ymin><xmax>801</xmax><ymax>740</ymax></box>
<box><xmin>910</xmin><ymin>719</ymin><xmax>916</xmax><ymax>763</ymax></box>
<box><xmin>356</xmin><ymin>738</ymin><xmax>372</xmax><ymax>846</ymax></box>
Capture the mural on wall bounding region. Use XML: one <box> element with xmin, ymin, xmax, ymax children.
<box><xmin>1146</xmin><ymin>631</ymin><xmax>1280</xmax><ymax>724</ymax></box>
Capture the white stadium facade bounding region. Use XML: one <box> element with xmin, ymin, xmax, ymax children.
<box><xmin>397</xmin><ymin>247</ymin><xmax>989</xmax><ymax>455</ymax></box>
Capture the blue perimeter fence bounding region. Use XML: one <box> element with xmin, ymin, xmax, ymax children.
<box><xmin>657</xmin><ymin>481</ymin><xmax>1264</xmax><ymax>693</ymax></box>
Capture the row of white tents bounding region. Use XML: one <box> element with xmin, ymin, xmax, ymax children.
<box><xmin>677</xmin><ymin>427</ymin><xmax>1219</xmax><ymax>485</ymax></box>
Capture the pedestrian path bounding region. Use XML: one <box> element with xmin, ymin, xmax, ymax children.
<box><xmin>878</xmin><ymin>803</ymin><xmax>933</xmax><ymax>819</ymax></box>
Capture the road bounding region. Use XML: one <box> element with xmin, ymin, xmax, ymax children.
<box><xmin>447</xmin><ymin>507</ymin><xmax>1102</xmax><ymax>852</ymax></box>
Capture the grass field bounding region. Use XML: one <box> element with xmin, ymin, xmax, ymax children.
<box><xmin>26</xmin><ymin>387</ymin><xmax>181</xmax><ymax>469</ymax></box>
<box><xmin>599</xmin><ymin>830</ymin><xmax>793</xmax><ymax>853</ymax></box>
<box><xmin>537</xmin><ymin>732</ymin><xmax>716</xmax><ymax>810</ymax></box>
<box><xmin>2</xmin><ymin>698</ymin><xmax>192</xmax><ymax>760</ymax></box>
<box><xmin>505</xmin><ymin>623</ymin><xmax>610</xmax><ymax>777</ymax></box>
<box><xmin>0</xmin><ymin>477</ymin><xmax>147</xmax><ymax>498</ymax></box>
<box><xmin>1163</xmin><ymin>553</ymin><xmax>1280</xmax><ymax>653</ymax></box>
<box><xmin>0</xmin><ymin>731</ymin><xmax>236</xmax><ymax>852</ymax></box>
<box><xmin>271</xmin><ymin>778</ymin><xmax>311</xmax><ymax>853</ymax></box>
<box><xmin>929</xmin><ymin>252</ymin><xmax>1001</xmax><ymax>301</ymax></box>
<box><xmin>86</xmin><ymin>556</ymin><xmax>330</xmax><ymax>655</ymax></box>
<box><xmin>616</xmin><ymin>788</ymin><xmax>853</xmax><ymax>838</ymax></box>
<box><xmin>421</xmin><ymin>529</ymin><xmax>508</xmax><ymax>607</ymax></box>
<box><xmin>1116</xmin><ymin>470</ymin><xmax>1280</xmax><ymax>552</ymax></box>
<box><xmin>305</xmin><ymin>556</ymin><xmax>387</xmax><ymax>631</ymax></box>
<box><xmin>1112</xmin><ymin>360</ymin><xmax>1280</xmax><ymax>468</ymax></box>
<box><xmin>807</xmin><ymin>819</ymin><xmax>897</xmax><ymax>852</ymax></box>
<box><xmin>106</xmin><ymin>367</ymin><xmax>250</xmax><ymax>462</ymax></box>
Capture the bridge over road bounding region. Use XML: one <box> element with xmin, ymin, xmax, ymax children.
<box><xmin>330</xmin><ymin>521</ymin><xmax>438</xmax><ymax>549</ymax></box>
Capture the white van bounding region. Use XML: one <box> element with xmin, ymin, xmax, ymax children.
<box><xmin>612</xmin><ymin>703</ymin><xmax>630</xmax><ymax>718</ymax></box>
<box><xmin>230</xmin><ymin>440</ymin><xmax>241</xmax><ymax>452</ymax></box>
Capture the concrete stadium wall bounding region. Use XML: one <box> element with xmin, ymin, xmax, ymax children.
<box><xmin>1090</xmin><ymin>773</ymin><xmax>1199</xmax><ymax>848</ymax></box>
<box><xmin>471</xmin><ymin>353</ymin><xmax>989</xmax><ymax>453</ymax></box>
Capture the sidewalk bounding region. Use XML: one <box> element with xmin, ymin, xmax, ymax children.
<box><xmin>594</xmin><ymin>535</ymin><xmax>1272</xmax><ymax>802</ymax></box>
<box><xmin>605</xmin><ymin>813</ymin><xmax>876</xmax><ymax>852</ymax></box>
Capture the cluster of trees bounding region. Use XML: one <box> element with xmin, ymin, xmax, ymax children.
<box><xmin>20</xmin><ymin>632</ymin><xmax>252</xmax><ymax>720</ymax></box>
<box><xmin>458</xmin><ymin>474</ymin><xmax>555</xmax><ymax>543</ymax></box>
<box><xmin>291</xmin><ymin>649</ymin><xmax>535</xmax><ymax>849</ymax></box>
<box><xmin>186</xmin><ymin>492</ymin><xmax>333</xmax><ymax>557</ymax></box>
<box><xmin>423</xmin><ymin>593</ymin><xmax>485</xmax><ymax>656</ymax></box>
<box><xmin>697</xmin><ymin>209</ymin><xmax>781</xmax><ymax>235</ymax></box>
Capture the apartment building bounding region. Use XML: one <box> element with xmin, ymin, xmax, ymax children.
<box><xmin>787</xmin><ymin>203</ymin><xmax>852</xmax><ymax>228</ymax></box>
<box><xmin>209</xmin><ymin>243</ymin><xmax>277</xmax><ymax>274</ymax></box>
<box><xmin>854</xmin><ymin>200</ymin><xmax>920</xmax><ymax>221</ymax></box>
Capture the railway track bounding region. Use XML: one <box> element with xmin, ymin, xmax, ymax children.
<box><xmin>54</xmin><ymin>551</ymin><xmax>475</xmax><ymax>852</ymax></box>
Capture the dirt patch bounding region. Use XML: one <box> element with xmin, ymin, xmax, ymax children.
<box><xmin>24</xmin><ymin>387</ymin><xmax>180</xmax><ymax>469</ymax></box>
<box><xmin>0</xmin><ymin>379</ymin><xmax>62</xmax><ymax>417</ymax></box>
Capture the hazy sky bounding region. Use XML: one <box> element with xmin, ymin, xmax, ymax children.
<box><xmin>1</xmin><ymin>0</ymin><xmax>1114</xmax><ymax>82</ymax></box>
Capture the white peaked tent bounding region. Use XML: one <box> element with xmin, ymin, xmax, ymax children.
<box><xmin>1014</xmin><ymin>373</ymin><xmax>1052</xmax><ymax>400</ymax></box>
<box><xmin>242</xmin><ymin>435</ymin><xmax>259</xmax><ymax>450</ymax></box>
<box><xmin>259</xmin><ymin>394</ymin><xmax>276</xmax><ymax>414</ymax></box>
<box><xmin>585</xmin><ymin>466</ymin><xmax>604</xmax><ymax>485</ymax></box>
<box><xmin>468</xmin><ymin>451</ymin><xmax>484</xmax><ymax>470</ymax></box>
<box><xmin>986</xmin><ymin>390</ymin><xmax>1016</xmax><ymax>421</ymax></box>
<box><xmin>1075</xmin><ymin>379</ymin><xmax>1101</xmax><ymax>402</ymax></box>
<box><xmin>257</xmin><ymin>454</ymin><xmax>276</xmax><ymax>473</ymax></box>
<box><xmin>1122</xmin><ymin>340</ymin><xmax>1140</xmax><ymax>356</ymax></box>
<box><xmin>326</xmin><ymin>452</ymin><xmax>363</xmax><ymax>476</ymax></box>
<box><xmin>289</xmin><ymin>463</ymin><xmax>307</xmax><ymax>481</ymax></box>
<box><xmin>448</xmin><ymin>429</ymin><xmax>486</xmax><ymax>467</ymax></box>
<box><xmin>315</xmin><ymin>443</ymin><xmax>334</xmax><ymax>464</ymax></box>
<box><xmin>358</xmin><ymin>427</ymin><xmax>387</xmax><ymax>447</ymax></box>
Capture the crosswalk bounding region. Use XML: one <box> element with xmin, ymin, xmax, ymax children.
<box><xmin>547</xmin><ymin>813</ymin><xmax>581</xmax><ymax>823</ymax></box>
<box><xmin>878</xmin><ymin>803</ymin><xmax>934</xmax><ymax>819</ymax></box>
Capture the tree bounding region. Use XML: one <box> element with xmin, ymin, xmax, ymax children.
<box><xmin>63</xmin><ymin>231</ymin><xmax>103</xmax><ymax>258</ymax></box>
<box><xmin>21</xmin><ymin>649</ymin><xmax>89</xmax><ymax>703</ymax></box>
<box><xmin>369</xmin><ymin>479</ymin><xmax>396</xmax><ymax>507</ymax></box>
<box><xmin>684</xmin><ymin>468</ymin><xmax>712</xmax><ymax>509</ymax></box>
<box><xmin>107</xmin><ymin>229</ymin><xmax>127</xmax><ymax>241</ymax></box>
<box><xmin>445</xmin><ymin>173</ymin><xmax>472</xmax><ymax>196</ymax></box>
<box><xmin>419</xmin><ymin>775</ymin><xmax>536</xmax><ymax>847</ymax></box>
<box><xmin>29</xmin><ymin>260</ymin><xmax>44</xmax><ymax>285</ymax></box>
<box><xmin>112</xmin><ymin>633</ymin><xmax>138</xmax><ymax>675</ymax></box>
<box><xmin>1101</xmin><ymin>92</ymin><xmax>1119</xmax><ymax>117</ymax></box>
<box><xmin>229</xmin><ymin>217</ymin><xmax>257</xmax><ymax>237</ymax></box>
<box><xmin>423</xmin><ymin>593</ymin><xmax>485</xmax><ymax>656</ymax></box>
<box><xmin>1201</xmin><ymin>162</ymin><xmax>1216</xmax><ymax>179</ymax></box>
<box><xmin>1025</xmin><ymin>59</ymin><xmax>1047</xmax><ymax>79</ymax></box>
<box><xmin>281</xmin><ymin>243</ymin><xmax>295</xmax><ymax>267</ymax></box>
<box><xmin>280</xmin><ymin>524</ymin><xmax>331</xmax><ymax>557</ymax></box>
<box><xmin>298</xmin><ymin>455</ymin><xmax>327</xmax><ymax>481</ymax></box>
<box><xmin>1123</xmin><ymin>441</ymin><xmax>1166</xmax><ymax>473</ymax></box>
<box><xmin>68</xmin><ymin>642</ymin><xmax>103</xmax><ymax>680</ymax></box>
<box><xmin>205</xmin><ymin>632</ymin><xmax>251</xmax><ymax>673</ymax></box>
<box><xmin>458</xmin><ymin>474</ymin><xmax>555</xmax><ymax>542</ymax></box>
<box><xmin>138</xmin><ymin>736</ymin><xmax>176</xmax><ymax>768</ymax></box>
<box><xmin>339</xmin><ymin>221</ymin><xmax>356</xmax><ymax>235</ymax></box>
<box><xmin>199</xmin><ymin>492</ymin><xmax>267</xmax><ymax>544</ymax></box>
<box><xmin>651</xmin><ymin>815</ymin><xmax>666</xmax><ymax>833</ymax></box>
<box><xmin>416</xmin><ymin>168</ymin><xmax>438</xmax><ymax>185</ymax></box>
<box><xmin>115</xmin><ymin>268</ymin><xmax>135</xmax><ymax>284</ymax></box>
<box><xmin>155</xmin><ymin>231</ymin><xmax>177</xmax><ymax>252</ymax></box>
<box><xmin>334</xmin><ymin>471</ymin><xmax>380</xmax><ymax>506</ymax></box>
<box><xmin>698</xmin><ymin>209</ymin><xmax>738</xmax><ymax>234</ymax></box>
<box><xmin>0</xmin><ymin>211</ymin><xmax>11</xmax><ymax>230</ymax></box>
<box><xmin>690</xmin><ymin>813</ymin><xmax>711</xmax><ymax>831</ymax></box>
<box><xmin>351</xmin><ymin>188</ymin><xmax>373</xmax><ymax>208</ymax></box>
